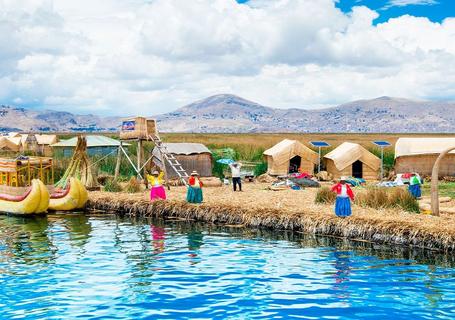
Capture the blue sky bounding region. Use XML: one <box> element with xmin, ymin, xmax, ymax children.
<box><xmin>1</xmin><ymin>0</ymin><xmax>454</xmax><ymax>115</ymax></box>
<box><xmin>335</xmin><ymin>0</ymin><xmax>454</xmax><ymax>24</ymax></box>
<box><xmin>238</xmin><ymin>0</ymin><xmax>453</xmax><ymax>24</ymax></box>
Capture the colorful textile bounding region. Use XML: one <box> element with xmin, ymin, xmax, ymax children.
<box><xmin>189</xmin><ymin>176</ymin><xmax>203</xmax><ymax>188</ymax></box>
<box><xmin>291</xmin><ymin>172</ymin><xmax>312</xmax><ymax>179</ymax></box>
<box><xmin>410</xmin><ymin>175</ymin><xmax>422</xmax><ymax>186</ymax></box>
<box><xmin>150</xmin><ymin>185</ymin><xmax>166</xmax><ymax>201</ymax></box>
<box><xmin>331</xmin><ymin>183</ymin><xmax>355</xmax><ymax>201</ymax></box>
<box><xmin>147</xmin><ymin>172</ymin><xmax>165</xmax><ymax>187</ymax></box>
<box><xmin>335</xmin><ymin>197</ymin><xmax>352</xmax><ymax>217</ymax></box>
<box><xmin>408</xmin><ymin>184</ymin><xmax>421</xmax><ymax>198</ymax></box>
<box><xmin>187</xmin><ymin>186</ymin><xmax>203</xmax><ymax>203</ymax></box>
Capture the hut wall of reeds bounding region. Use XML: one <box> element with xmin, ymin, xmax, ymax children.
<box><xmin>152</xmin><ymin>143</ymin><xmax>212</xmax><ymax>178</ymax></box>
<box><xmin>395</xmin><ymin>138</ymin><xmax>455</xmax><ymax>176</ymax></box>
<box><xmin>119</xmin><ymin>117</ymin><xmax>158</xmax><ymax>140</ymax></box>
<box><xmin>263</xmin><ymin>139</ymin><xmax>318</xmax><ymax>175</ymax></box>
<box><xmin>20</xmin><ymin>134</ymin><xmax>38</xmax><ymax>153</ymax></box>
<box><xmin>35</xmin><ymin>134</ymin><xmax>58</xmax><ymax>156</ymax></box>
<box><xmin>324</xmin><ymin>142</ymin><xmax>380</xmax><ymax>180</ymax></box>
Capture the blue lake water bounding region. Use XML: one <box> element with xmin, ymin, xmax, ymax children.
<box><xmin>0</xmin><ymin>213</ymin><xmax>454</xmax><ymax>320</ymax></box>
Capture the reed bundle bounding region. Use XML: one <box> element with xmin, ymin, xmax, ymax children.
<box><xmin>87</xmin><ymin>183</ymin><xmax>455</xmax><ymax>252</ymax></box>
<box><xmin>55</xmin><ymin>136</ymin><xmax>98</xmax><ymax>188</ymax></box>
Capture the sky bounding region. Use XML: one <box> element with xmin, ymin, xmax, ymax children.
<box><xmin>0</xmin><ymin>0</ymin><xmax>454</xmax><ymax>116</ymax></box>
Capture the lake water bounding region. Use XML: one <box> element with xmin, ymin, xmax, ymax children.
<box><xmin>0</xmin><ymin>213</ymin><xmax>454</xmax><ymax>319</ymax></box>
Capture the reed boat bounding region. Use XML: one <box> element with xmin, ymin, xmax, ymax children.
<box><xmin>49</xmin><ymin>177</ymin><xmax>88</xmax><ymax>211</ymax></box>
<box><xmin>0</xmin><ymin>179</ymin><xmax>49</xmax><ymax>215</ymax></box>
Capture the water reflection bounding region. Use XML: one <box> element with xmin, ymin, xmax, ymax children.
<box><xmin>151</xmin><ymin>224</ymin><xmax>165</xmax><ymax>255</ymax></box>
<box><xmin>332</xmin><ymin>250</ymin><xmax>352</xmax><ymax>300</ymax></box>
<box><xmin>0</xmin><ymin>216</ymin><xmax>56</xmax><ymax>269</ymax></box>
<box><xmin>0</xmin><ymin>213</ymin><xmax>454</xmax><ymax>320</ymax></box>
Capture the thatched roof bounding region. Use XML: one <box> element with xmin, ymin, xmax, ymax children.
<box><xmin>157</xmin><ymin>143</ymin><xmax>211</xmax><ymax>155</ymax></box>
<box><xmin>395</xmin><ymin>138</ymin><xmax>455</xmax><ymax>158</ymax></box>
<box><xmin>0</xmin><ymin>137</ymin><xmax>20</xmax><ymax>151</ymax></box>
<box><xmin>263</xmin><ymin>139</ymin><xmax>318</xmax><ymax>164</ymax></box>
<box><xmin>324</xmin><ymin>142</ymin><xmax>380</xmax><ymax>171</ymax></box>
<box><xmin>35</xmin><ymin>134</ymin><xmax>58</xmax><ymax>145</ymax></box>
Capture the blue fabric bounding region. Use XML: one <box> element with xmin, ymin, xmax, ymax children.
<box><xmin>335</xmin><ymin>197</ymin><xmax>352</xmax><ymax>217</ymax></box>
<box><xmin>216</xmin><ymin>158</ymin><xmax>235</xmax><ymax>165</ymax></box>
<box><xmin>187</xmin><ymin>187</ymin><xmax>203</xmax><ymax>203</ymax></box>
<box><xmin>408</xmin><ymin>184</ymin><xmax>421</xmax><ymax>198</ymax></box>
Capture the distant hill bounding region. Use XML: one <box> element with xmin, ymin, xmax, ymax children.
<box><xmin>157</xmin><ymin>94</ymin><xmax>455</xmax><ymax>133</ymax></box>
<box><xmin>0</xmin><ymin>105</ymin><xmax>119</xmax><ymax>132</ymax></box>
<box><xmin>2</xmin><ymin>94</ymin><xmax>455</xmax><ymax>133</ymax></box>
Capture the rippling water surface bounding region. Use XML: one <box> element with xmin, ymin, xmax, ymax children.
<box><xmin>0</xmin><ymin>213</ymin><xmax>454</xmax><ymax>319</ymax></box>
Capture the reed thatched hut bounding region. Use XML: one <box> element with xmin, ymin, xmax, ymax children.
<box><xmin>395</xmin><ymin>138</ymin><xmax>455</xmax><ymax>176</ymax></box>
<box><xmin>35</xmin><ymin>134</ymin><xmax>58</xmax><ymax>156</ymax></box>
<box><xmin>0</xmin><ymin>136</ymin><xmax>21</xmax><ymax>152</ymax></box>
<box><xmin>152</xmin><ymin>143</ymin><xmax>212</xmax><ymax>178</ymax></box>
<box><xmin>324</xmin><ymin>142</ymin><xmax>380</xmax><ymax>180</ymax></box>
<box><xmin>263</xmin><ymin>139</ymin><xmax>318</xmax><ymax>175</ymax></box>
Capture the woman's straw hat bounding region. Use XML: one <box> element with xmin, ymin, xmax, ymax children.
<box><xmin>340</xmin><ymin>176</ymin><xmax>348</xmax><ymax>181</ymax></box>
<box><xmin>191</xmin><ymin>170</ymin><xmax>199</xmax><ymax>176</ymax></box>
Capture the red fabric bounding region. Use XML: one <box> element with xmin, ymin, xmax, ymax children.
<box><xmin>293</xmin><ymin>172</ymin><xmax>312</xmax><ymax>179</ymax></box>
<box><xmin>50</xmin><ymin>185</ymin><xmax>71</xmax><ymax>199</ymax></box>
<box><xmin>189</xmin><ymin>176</ymin><xmax>203</xmax><ymax>187</ymax></box>
<box><xmin>402</xmin><ymin>172</ymin><xmax>412</xmax><ymax>179</ymax></box>
<box><xmin>331</xmin><ymin>183</ymin><xmax>355</xmax><ymax>201</ymax></box>
<box><xmin>0</xmin><ymin>187</ymin><xmax>32</xmax><ymax>202</ymax></box>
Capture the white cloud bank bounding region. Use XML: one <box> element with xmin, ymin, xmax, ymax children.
<box><xmin>0</xmin><ymin>0</ymin><xmax>454</xmax><ymax>115</ymax></box>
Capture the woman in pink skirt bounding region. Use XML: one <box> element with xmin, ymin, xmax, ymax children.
<box><xmin>147</xmin><ymin>170</ymin><xmax>166</xmax><ymax>201</ymax></box>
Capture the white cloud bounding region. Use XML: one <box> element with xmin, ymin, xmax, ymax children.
<box><xmin>0</xmin><ymin>0</ymin><xmax>453</xmax><ymax>116</ymax></box>
<box><xmin>385</xmin><ymin>0</ymin><xmax>439</xmax><ymax>8</ymax></box>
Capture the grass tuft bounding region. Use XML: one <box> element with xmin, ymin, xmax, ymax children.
<box><xmin>315</xmin><ymin>187</ymin><xmax>337</xmax><ymax>204</ymax></box>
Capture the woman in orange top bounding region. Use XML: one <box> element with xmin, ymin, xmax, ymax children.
<box><xmin>187</xmin><ymin>171</ymin><xmax>203</xmax><ymax>203</ymax></box>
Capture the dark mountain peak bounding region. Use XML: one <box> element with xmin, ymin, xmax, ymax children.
<box><xmin>373</xmin><ymin>96</ymin><xmax>395</xmax><ymax>101</ymax></box>
<box><xmin>179</xmin><ymin>94</ymin><xmax>268</xmax><ymax>113</ymax></box>
<box><xmin>199</xmin><ymin>94</ymin><xmax>260</xmax><ymax>105</ymax></box>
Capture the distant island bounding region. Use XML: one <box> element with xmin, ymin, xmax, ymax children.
<box><xmin>2</xmin><ymin>95</ymin><xmax>455</xmax><ymax>133</ymax></box>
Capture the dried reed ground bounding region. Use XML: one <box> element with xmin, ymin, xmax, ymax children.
<box><xmin>88</xmin><ymin>183</ymin><xmax>455</xmax><ymax>252</ymax></box>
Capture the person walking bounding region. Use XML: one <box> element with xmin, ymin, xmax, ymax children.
<box><xmin>408</xmin><ymin>172</ymin><xmax>422</xmax><ymax>199</ymax></box>
<box><xmin>187</xmin><ymin>171</ymin><xmax>203</xmax><ymax>204</ymax></box>
<box><xmin>147</xmin><ymin>170</ymin><xmax>166</xmax><ymax>201</ymax></box>
<box><xmin>331</xmin><ymin>176</ymin><xmax>355</xmax><ymax>218</ymax></box>
<box><xmin>229</xmin><ymin>162</ymin><xmax>242</xmax><ymax>192</ymax></box>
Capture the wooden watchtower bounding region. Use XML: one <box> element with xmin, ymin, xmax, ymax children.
<box><xmin>116</xmin><ymin>116</ymin><xmax>189</xmax><ymax>185</ymax></box>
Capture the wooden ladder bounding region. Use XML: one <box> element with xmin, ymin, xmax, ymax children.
<box><xmin>148</xmin><ymin>135</ymin><xmax>189</xmax><ymax>186</ymax></box>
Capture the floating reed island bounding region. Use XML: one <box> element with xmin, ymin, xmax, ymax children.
<box><xmin>87</xmin><ymin>183</ymin><xmax>455</xmax><ymax>252</ymax></box>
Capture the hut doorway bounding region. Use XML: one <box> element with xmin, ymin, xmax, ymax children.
<box><xmin>352</xmin><ymin>160</ymin><xmax>363</xmax><ymax>178</ymax></box>
<box><xmin>289</xmin><ymin>155</ymin><xmax>301</xmax><ymax>173</ymax></box>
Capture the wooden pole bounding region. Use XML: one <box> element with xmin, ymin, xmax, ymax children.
<box><xmin>137</xmin><ymin>139</ymin><xmax>143</xmax><ymax>179</ymax></box>
<box><xmin>114</xmin><ymin>141</ymin><xmax>122</xmax><ymax>180</ymax></box>
<box><xmin>431</xmin><ymin>146</ymin><xmax>455</xmax><ymax>216</ymax></box>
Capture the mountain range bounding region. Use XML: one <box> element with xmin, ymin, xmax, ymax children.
<box><xmin>0</xmin><ymin>105</ymin><xmax>119</xmax><ymax>133</ymax></box>
<box><xmin>156</xmin><ymin>94</ymin><xmax>455</xmax><ymax>133</ymax></box>
<box><xmin>1</xmin><ymin>94</ymin><xmax>455</xmax><ymax>133</ymax></box>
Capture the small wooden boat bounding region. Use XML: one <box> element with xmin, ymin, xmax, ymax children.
<box><xmin>0</xmin><ymin>179</ymin><xmax>49</xmax><ymax>215</ymax></box>
<box><xmin>49</xmin><ymin>177</ymin><xmax>88</xmax><ymax>211</ymax></box>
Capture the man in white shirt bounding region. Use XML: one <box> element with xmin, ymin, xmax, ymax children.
<box><xmin>229</xmin><ymin>162</ymin><xmax>242</xmax><ymax>191</ymax></box>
